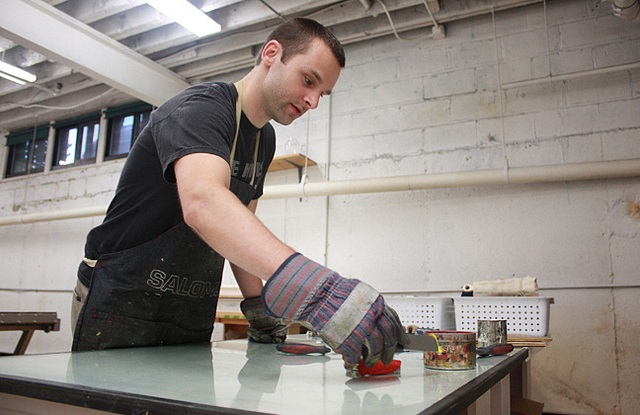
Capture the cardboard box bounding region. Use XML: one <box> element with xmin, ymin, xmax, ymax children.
<box><xmin>511</xmin><ymin>396</ymin><xmax>544</xmax><ymax>415</ymax></box>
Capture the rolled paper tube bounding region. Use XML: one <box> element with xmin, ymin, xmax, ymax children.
<box><xmin>471</xmin><ymin>276</ymin><xmax>538</xmax><ymax>296</ymax></box>
<box><xmin>461</xmin><ymin>284</ymin><xmax>474</xmax><ymax>296</ymax></box>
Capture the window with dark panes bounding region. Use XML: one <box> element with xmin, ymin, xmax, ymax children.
<box><xmin>53</xmin><ymin>115</ymin><xmax>100</xmax><ymax>169</ymax></box>
<box><xmin>105</xmin><ymin>102</ymin><xmax>153</xmax><ymax>159</ymax></box>
<box><xmin>4</xmin><ymin>126</ymin><xmax>49</xmax><ymax>178</ymax></box>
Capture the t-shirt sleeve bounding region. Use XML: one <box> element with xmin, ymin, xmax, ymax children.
<box><xmin>152</xmin><ymin>84</ymin><xmax>237</xmax><ymax>183</ymax></box>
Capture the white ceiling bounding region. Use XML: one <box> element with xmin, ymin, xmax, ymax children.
<box><xmin>0</xmin><ymin>0</ymin><xmax>553</xmax><ymax>133</ymax></box>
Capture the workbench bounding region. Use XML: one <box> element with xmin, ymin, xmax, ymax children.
<box><xmin>0</xmin><ymin>336</ymin><xmax>529</xmax><ymax>415</ymax></box>
<box><xmin>0</xmin><ymin>312</ymin><xmax>60</xmax><ymax>355</ymax></box>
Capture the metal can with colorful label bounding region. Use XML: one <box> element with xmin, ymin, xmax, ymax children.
<box><xmin>423</xmin><ymin>330</ymin><xmax>476</xmax><ymax>370</ymax></box>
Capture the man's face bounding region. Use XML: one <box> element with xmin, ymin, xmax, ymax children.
<box><xmin>261</xmin><ymin>39</ymin><xmax>342</xmax><ymax>125</ymax></box>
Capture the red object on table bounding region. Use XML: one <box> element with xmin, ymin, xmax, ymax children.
<box><xmin>357</xmin><ymin>358</ymin><xmax>401</xmax><ymax>376</ymax></box>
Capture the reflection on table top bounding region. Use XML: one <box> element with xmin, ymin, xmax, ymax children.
<box><xmin>0</xmin><ymin>335</ymin><xmax>528</xmax><ymax>415</ymax></box>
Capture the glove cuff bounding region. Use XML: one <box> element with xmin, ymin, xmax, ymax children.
<box><xmin>262</xmin><ymin>253</ymin><xmax>331</xmax><ymax>321</ymax></box>
<box><xmin>240</xmin><ymin>296</ymin><xmax>263</xmax><ymax>314</ymax></box>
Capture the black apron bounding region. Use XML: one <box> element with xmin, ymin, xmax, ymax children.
<box><xmin>73</xmin><ymin>81</ymin><xmax>260</xmax><ymax>351</ymax></box>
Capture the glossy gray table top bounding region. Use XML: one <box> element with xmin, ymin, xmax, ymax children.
<box><xmin>0</xmin><ymin>335</ymin><xmax>527</xmax><ymax>415</ymax></box>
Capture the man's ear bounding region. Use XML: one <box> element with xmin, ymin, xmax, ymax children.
<box><xmin>260</xmin><ymin>40</ymin><xmax>281</xmax><ymax>67</ymax></box>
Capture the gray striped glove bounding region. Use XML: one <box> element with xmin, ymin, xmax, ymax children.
<box><xmin>262</xmin><ymin>253</ymin><xmax>408</xmax><ymax>366</ymax></box>
<box><xmin>240</xmin><ymin>296</ymin><xmax>288</xmax><ymax>343</ymax></box>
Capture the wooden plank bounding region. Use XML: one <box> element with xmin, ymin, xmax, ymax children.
<box><xmin>507</xmin><ymin>336</ymin><xmax>552</xmax><ymax>347</ymax></box>
<box><xmin>268</xmin><ymin>154</ymin><xmax>316</xmax><ymax>172</ymax></box>
<box><xmin>0</xmin><ymin>312</ymin><xmax>60</xmax><ymax>332</ymax></box>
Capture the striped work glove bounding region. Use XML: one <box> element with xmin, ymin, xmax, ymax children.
<box><xmin>240</xmin><ymin>296</ymin><xmax>288</xmax><ymax>343</ymax></box>
<box><xmin>262</xmin><ymin>253</ymin><xmax>408</xmax><ymax>366</ymax></box>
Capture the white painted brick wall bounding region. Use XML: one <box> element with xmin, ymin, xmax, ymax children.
<box><xmin>566</xmin><ymin>71</ymin><xmax>632</xmax><ymax>105</ymax></box>
<box><xmin>599</xmin><ymin>98</ymin><xmax>640</xmax><ymax>130</ymax></box>
<box><xmin>398</xmin><ymin>45</ymin><xmax>449</xmax><ymax>79</ymax></box>
<box><xmin>451</xmin><ymin>90</ymin><xmax>499</xmax><ymax>122</ymax></box>
<box><xmin>400</xmin><ymin>98</ymin><xmax>451</xmax><ymax>129</ymax></box>
<box><xmin>533</xmin><ymin>105</ymin><xmax>601</xmax><ymax>139</ymax></box>
<box><xmin>374</xmin><ymin>78</ymin><xmax>423</xmax><ymax>105</ymax></box>
<box><xmin>352</xmin><ymin>106</ymin><xmax>400</xmax><ymax>136</ymax></box>
<box><xmin>351</xmin><ymin>57</ymin><xmax>397</xmax><ymax>87</ymax></box>
<box><xmin>373</xmin><ymin>129</ymin><xmax>424</xmax><ymax>159</ymax></box>
<box><xmin>501</xmin><ymin>29</ymin><xmax>549</xmax><ymax>61</ymax></box>
<box><xmin>504</xmin><ymin>82</ymin><xmax>565</xmax><ymax>113</ymax></box>
<box><xmin>449</xmin><ymin>38</ymin><xmax>496</xmax><ymax>69</ymax></box>
<box><xmin>425</xmin><ymin>68</ymin><xmax>476</xmax><ymax>99</ymax></box>
<box><xmin>594</xmin><ymin>37</ymin><xmax>640</xmax><ymax>67</ymax></box>
<box><xmin>423</xmin><ymin>121</ymin><xmax>478</xmax><ymax>152</ymax></box>
<box><xmin>332</xmin><ymin>86</ymin><xmax>374</xmax><ymax>115</ymax></box>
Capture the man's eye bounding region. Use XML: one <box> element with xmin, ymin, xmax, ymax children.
<box><xmin>304</xmin><ymin>77</ymin><xmax>313</xmax><ymax>86</ymax></box>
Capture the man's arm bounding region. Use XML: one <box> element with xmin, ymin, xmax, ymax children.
<box><xmin>176</xmin><ymin>152</ymin><xmax>407</xmax><ymax>364</ymax></box>
<box><xmin>230</xmin><ymin>200</ymin><xmax>266</xmax><ymax>298</ymax></box>
<box><xmin>174</xmin><ymin>152</ymin><xmax>294</xmax><ymax>280</ymax></box>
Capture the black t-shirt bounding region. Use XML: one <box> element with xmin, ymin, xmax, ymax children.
<box><xmin>80</xmin><ymin>82</ymin><xmax>275</xmax><ymax>285</ymax></box>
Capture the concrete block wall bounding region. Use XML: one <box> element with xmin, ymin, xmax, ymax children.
<box><xmin>1</xmin><ymin>1</ymin><xmax>639</xmax><ymax>414</ymax></box>
<box><xmin>265</xmin><ymin>2</ymin><xmax>640</xmax><ymax>414</ymax></box>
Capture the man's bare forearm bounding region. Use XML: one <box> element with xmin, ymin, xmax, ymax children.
<box><xmin>175</xmin><ymin>153</ymin><xmax>294</xmax><ymax>280</ymax></box>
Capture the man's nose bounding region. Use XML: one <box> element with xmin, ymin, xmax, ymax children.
<box><xmin>304</xmin><ymin>91</ymin><xmax>321</xmax><ymax>110</ymax></box>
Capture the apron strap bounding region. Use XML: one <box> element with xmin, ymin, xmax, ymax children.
<box><xmin>232</xmin><ymin>81</ymin><xmax>261</xmax><ymax>186</ymax></box>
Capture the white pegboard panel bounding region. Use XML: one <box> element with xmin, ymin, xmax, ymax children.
<box><xmin>454</xmin><ymin>297</ymin><xmax>553</xmax><ymax>336</ymax></box>
<box><xmin>386</xmin><ymin>296</ymin><xmax>455</xmax><ymax>330</ymax></box>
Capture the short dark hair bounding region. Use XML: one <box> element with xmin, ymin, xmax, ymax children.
<box><xmin>256</xmin><ymin>17</ymin><xmax>345</xmax><ymax>68</ymax></box>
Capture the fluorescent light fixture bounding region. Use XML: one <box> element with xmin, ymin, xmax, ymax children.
<box><xmin>0</xmin><ymin>61</ymin><xmax>37</xmax><ymax>84</ymax></box>
<box><xmin>146</xmin><ymin>0</ymin><xmax>221</xmax><ymax>37</ymax></box>
<box><xmin>0</xmin><ymin>71</ymin><xmax>26</xmax><ymax>85</ymax></box>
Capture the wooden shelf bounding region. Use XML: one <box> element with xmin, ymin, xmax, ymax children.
<box><xmin>214</xmin><ymin>311</ymin><xmax>304</xmax><ymax>340</ymax></box>
<box><xmin>268</xmin><ymin>153</ymin><xmax>316</xmax><ymax>172</ymax></box>
<box><xmin>507</xmin><ymin>335</ymin><xmax>552</xmax><ymax>347</ymax></box>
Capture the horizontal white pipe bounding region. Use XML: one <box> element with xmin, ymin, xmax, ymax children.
<box><xmin>1</xmin><ymin>159</ymin><xmax>639</xmax><ymax>226</ymax></box>
<box><xmin>0</xmin><ymin>205</ymin><xmax>107</xmax><ymax>226</ymax></box>
<box><xmin>261</xmin><ymin>159</ymin><xmax>640</xmax><ymax>200</ymax></box>
<box><xmin>501</xmin><ymin>61</ymin><xmax>640</xmax><ymax>89</ymax></box>
<box><xmin>502</xmin><ymin>62</ymin><xmax>640</xmax><ymax>89</ymax></box>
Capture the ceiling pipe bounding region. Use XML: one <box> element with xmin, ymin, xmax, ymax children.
<box><xmin>359</xmin><ymin>0</ymin><xmax>373</xmax><ymax>10</ymax></box>
<box><xmin>1</xmin><ymin>159</ymin><xmax>638</xmax><ymax>226</ymax></box>
<box><xmin>611</xmin><ymin>0</ymin><xmax>640</xmax><ymax>21</ymax></box>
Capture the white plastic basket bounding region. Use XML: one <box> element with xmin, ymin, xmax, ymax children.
<box><xmin>386</xmin><ymin>296</ymin><xmax>455</xmax><ymax>330</ymax></box>
<box><xmin>454</xmin><ymin>297</ymin><xmax>553</xmax><ymax>336</ymax></box>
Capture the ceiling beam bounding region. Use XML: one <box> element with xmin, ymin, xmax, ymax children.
<box><xmin>0</xmin><ymin>0</ymin><xmax>189</xmax><ymax>106</ymax></box>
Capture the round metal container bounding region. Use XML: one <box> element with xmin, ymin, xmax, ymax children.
<box><xmin>423</xmin><ymin>330</ymin><xmax>476</xmax><ymax>370</ymax></box>
<box><xmin>477</xmin><ymin>319</ymin><xmax>508</xmax><ymax>348</ymax></box>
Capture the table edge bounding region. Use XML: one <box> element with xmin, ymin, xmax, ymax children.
<box><xmin>418</xmin><ymin>347</ymin><xmax>529</xmax><ymax>415</ymax></box>
<box><xmin>0</xmin><ymin>374</ymin><xmax>264</xmax><ymax>415</ymax></box>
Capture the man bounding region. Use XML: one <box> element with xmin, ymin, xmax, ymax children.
<box><xmin>72</xmin><ymin>17</ymin><xmax>407</xmax><ymax>367</ymax></box>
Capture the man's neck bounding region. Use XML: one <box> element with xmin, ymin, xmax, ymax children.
<box><xmin>238</xmin><ymin>71</ymin><xmax>269</xmax><ymax>128</ymax></box>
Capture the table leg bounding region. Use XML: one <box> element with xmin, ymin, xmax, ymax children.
<box><xmin>490</xmin><ymin>375</ymin><xmax>511</xmax><ymax>415</ymax></box>
<box><xmin>14</xmin><ymin>330</ymin><xmax>35</xmax><ymax>355</ymax></box>
<box><xmin>510</xmin><ymin>356</ymin><xmax>532</xmax><ymax>399</ymax></box>
<box><xmin>467</xmin><ymin>374</ymin><xmax>511</xmax><ymax>415</ymax></box>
